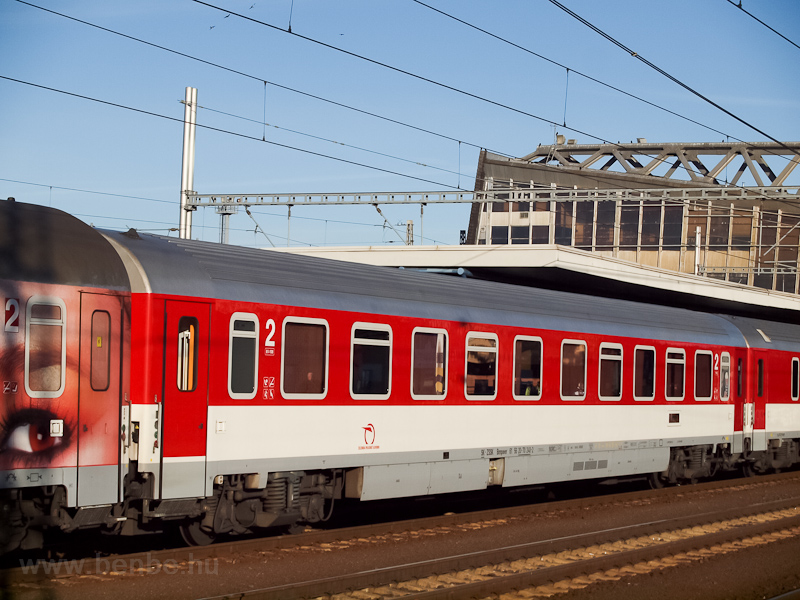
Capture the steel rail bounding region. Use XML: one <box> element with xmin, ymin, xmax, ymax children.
<box><xmin>3</xmin><ymin>471</ymin><xmax>798</xmax><ymax>585</ymax></box>
<box><xmin>198</xmin><ymin>496</ymin><xmax>800</xmax><ymax>600</ymax></box>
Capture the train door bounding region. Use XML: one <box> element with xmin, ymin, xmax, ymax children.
<box><xmin>734</xmin><ymin>354</ymin><xmax>750</xmax><ymax>454</ymax></box>
<box><xmin>77</xmin><ymin>292</ymin><xmax>125</xmax><ymax>506</ymax></box>
<box><xmin>751</xmin><ymin>349</ymin><xmax>768</xmax><ymax>452</ymax></box>
<box><xmin>161</xmin><ymin>300</ymin><xmax>210</xmax><ymax>498</ymax></box>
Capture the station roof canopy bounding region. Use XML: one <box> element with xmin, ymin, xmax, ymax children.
<box><xmin>269</xmin><ymin>244</ymin><xmax>799</xmax><ymax>323</ymax></box>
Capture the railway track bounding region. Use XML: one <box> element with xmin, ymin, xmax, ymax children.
<box><xmin>200</xmin><ymin>497</ymin><xmax>800</xmax><ymax>600</ymax></box>
<box><xmin>4</xmin><ymin>471</ymin><xmax>800</xmax><ymax>599</ymax></box>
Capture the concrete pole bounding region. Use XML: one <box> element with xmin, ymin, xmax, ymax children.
<box><xmin>179</xmin><ymin>87</ymin><xmax>198</xmax><ymax>239</ymax></box>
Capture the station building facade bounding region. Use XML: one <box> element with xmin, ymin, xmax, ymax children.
<box><xmin>467</xmin><ymin>142</ymin><xmax>800</xmax><ymax>294</ymax></box>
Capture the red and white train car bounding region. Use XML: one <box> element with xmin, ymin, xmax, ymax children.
<box><xmin>1</xmin><ymin>200</ymin><xmax>799</xmax><ymax>549</ymax></box>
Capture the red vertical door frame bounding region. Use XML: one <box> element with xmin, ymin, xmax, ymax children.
<box><xmin>753</xmin><ymin>349</ymin><xmax>768</xmax><ymax>449</ymax></box>
<box><xmin>162</xmin><ymin>300</ymin><xmax>210</xmax><ymax>459</ymax></box>
<box><xmin>77</xmin><ymin>292</ymin><xmax>124</xmax><ymax>506</ymax></box>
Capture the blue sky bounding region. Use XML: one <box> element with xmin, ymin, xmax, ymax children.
<box><xmin>2</xmin><ymin>0</ymin><xmax>799</xmax><ymax>247</ymax></box>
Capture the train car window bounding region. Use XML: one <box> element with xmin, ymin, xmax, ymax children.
<box><xmin>411</xmin><ymin>328</ymin><xmax>448</xmax><ymax>400</ymax></box>
<box><xmin>560</xmin><ymin>340</ymin><xmax>586</xmax><ymax>401</ymax></box>
<box><xmin>513</xmin><ymin>336</ymin><xmax>542</xmax><ymax>401</ymax></box>
<box><xmin>737</xmin><ymin>358</ymin><xmax>743</xmax><ymax>397</ymax></box>
<box><xmin>228</xmin><ymin>313</ymin><xmax>259</xmax><ymax>399</ymax></box>
<box><xmin>350</xmin><ymin>323</ymin><xmax>391</xmax><ymax>400</ymax></box>
<box><xmin>281</xmin><ymin>318</ymin><xmax>329</xmax><ymax>399</ymax></box>
<box><xmin>25</xmin><ymin>296</ymin><xmax>67</xmax><ymax>398</ymax></box>
<box><xmin>598</xmin><ymin>344</ymin><xmax>622</xmax><ymax>401</ymax></box>
<box><xmin>633</xmin><ymin>346</ymin><xmax>656</xmax><ymax>401</ymax></box>
<box><xmin>757</xmin><ymin>359</ymin><xmax>764</xmax><ymax>397</ymax></box>
<box><xmin>465</xmin><ymin>333</ymin><xmax>498</xmax><ymax>400</ymax></box>
<box><xmin>720</xmin><ymin>353</ymin><xmax>731</xmax><ymax>401</ymax></box>
<box><xmin>792</xmin><ymin>358</ymin><xmax>799</xmax><ymax>401</ymax></box>
<box><xmin>90</xmin><ymin>310</ymin><xmax>111</xmax><ymax>392</ymax></box>
<box><xmin>665</xmin><ymin>349</ymin><xmax>685</xmax><ymax>401</ymax></box>
<box><xmin>694</xmin><ymin>351</ymin><xmax>713</xmax><ymax>401</ymax></box>
<box><xmin>177</xmin><ymin>317</ymin><xmax>199</xmax><ymax>392</ymax></box>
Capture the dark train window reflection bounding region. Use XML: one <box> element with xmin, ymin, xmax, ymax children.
<box><xmin>25</xmin><ymin>298</ymin><xmax>66</xmax><ymax>397</ymax></box>
<box><xmin>351</xmin><ymin>325</ymin><xmax>391</xmax><ymax>398</ymax></box>
<box><xmin>465</xmin><ymin>334</ymin><xmax>497</xmax><ymax>399</ymax></box>
<box><xmin>666</xmin><ymin>349</ymin><xmax>685</xmax><ymax>401</ymax></box>
<box><xmin>177</xmin><ymin>317</ymin><xmax>198</xmax><ymax>392</ymax></box>
<box><xmin>634</xmin><ymin>347</ymin><xmax>655</xmax><ymax>400</ymax></box>
<box><xmin>90</xmin><ymin>310</ymin><xmax>111</xmax><ymax>392</ymax></box>
<box><xmin>598</xmin><ymin>345</ymin><xmax>622</xmax><ymax>400</ymax></box>
<box><xmin>229</xmin><ymin>314</ymin><xmax>258</xmax><ymax>398</ymax></box>
<box><xmin>561</xmin><ymin>341</ymin><xmax>586</xmax><ymax>400</ymax></box>
<box><xmin>513</xmin><ymin>337</ymin><xmax>542</xmax><ymax>399</ymax></box>
<box><xmin>283</xmin><ymin>320</ymin><xmax>328</xmax><ymax>397</ymax></box>
<box><xmin>412</xmin><ymin>330</ymin><xmax>447</xmax><ymax>398</ymax></box>
<box><xmin>695</xmin><ymin>351</ymin><xmax>713</xmax><ymax>400</ymax></box>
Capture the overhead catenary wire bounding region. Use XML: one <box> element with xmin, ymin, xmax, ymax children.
<box><xmin>0</xmin><ymin>75</ymin><xmax>466</xmax><ymax>191</ymax></box>
<box><xmin>723</xmin><ymin>0</ymin><xmax>800</xmax><ymax>52</ymax></box>
<box><xmin>546</xmin><ymin>0</ymin><xmax>800</xmax><ymax>159</ymax></box>
<box><xmin>2</xmin><ymin>71</ymin><xmax>794</xmax><ymax>222</ymax></box>
<box><xmin>7</xmin><ymin>2</ymin><xmax>799</xmax><ymax>240</ymax></box>
<box><xmin>14</xmin><ymin>0</ymin><xmax>796</xmax><ymax>186</ymax></box>
<box><xmin>2</xmin><ymin>176</ymin><xmax>453</xmax><ymax>244</ymax></box>
<box><xmin>0</xmin><ymin>177</ymin><xmax>174</xmax><ymax>205</ymax></box>
<box><xmin>11</xmin><ymin>0</ymin><xmax>511</xmax><ymax>160</ymax></box>
<box><xmin>411</xmin><ymin>0</ymin><xmax>730</xmax><ymax>140</ymax></box>
<box><xmin>198</xmin><ymin>103</ymin><xmax>472</xmax><ymax>180</ymax></box>
<box><xmin>190</xmin><ymin>0</ymin><xmax>614</xmax><ymax>145</ymax></box>
<box><xmin>192</xmin><ymin>0</ymin><xmax>800</xmax><ymax>177</ymax></box>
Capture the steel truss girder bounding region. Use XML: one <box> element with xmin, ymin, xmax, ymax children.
<box><xmin>520</xmin><ymin>142</ymin><xmax>800</xmax><ymax>187</ymax></box>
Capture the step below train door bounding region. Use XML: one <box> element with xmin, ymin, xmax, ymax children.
<box><xmin>161</xmin><ymin>300</ymin><xmax>210</xmax><ymax>499</ymax></box>
<box><xmin>77</xmin><ymin>292</ymin><xmax>125</xmax><ymax>507</ymax></box>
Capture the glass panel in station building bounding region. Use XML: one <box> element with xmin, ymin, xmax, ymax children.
<box><xmin>619</xmin><ymin>201</ymin><xmax>640</xmax><ymax>249</ymax></box>
<box><xmin>640</xmin><ymin>201</ymin><xmax>661</xmax><ymax>249</ymax></box>
<box><xmin>575</xmin><ymin>202</ymin><xmax>594</xmax><ymax>249</ymax></box>
<box><xmin>709</xmin><ymin>206</ymin><xmax>731</xmax><ymax>248</ymax></box>
<box><xmin>731</xmin><ymin>211</ymin><xmax>752</xmax><ymax>251</ymax></box>
<box><xmin>777</xmin><ymin>215</ymin><xmax>799</xmax><ymax>293</ymax></box>
<box><xmin>686</xmin><ymin>203</ymin><xmax>708</xmax><ymax>249</ymax></box>
<box><xmin>491</xmin><ymin>226</ymin><xmax>509</xmax><ymax>245</ymax></box>
<box><xmin>555</xmin><ymin>203</ymin><xmax>573</xmax><ymax>245</ymax></box>
<box><xmin>662</xmin><ymin>204</ymin><xmax>683</xmax><ymax>251</ymax></box>
<box><xmin>511</xmin><ymin>226</ymin><xmax>529</xmax><ymax>244</ymax></box>
<box><xmin>754</xmin><ymin>212</ymin><xmax>778</xmax><ymax>290</ymax></box>
<box><xmin>531</xmin><ymin>226</ymin><xmax>549</xmax><ymax>244</ymax></box>
<box><xmin>595</xmin><ymin>201</ymin><xmax>616</xmax><ymax>250</ymax></box>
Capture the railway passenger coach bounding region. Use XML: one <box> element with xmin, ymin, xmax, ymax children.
<box><xmin>1</xmin><ymin>200</ymin><xmax>799</xmax><ymax>550</ymax></box>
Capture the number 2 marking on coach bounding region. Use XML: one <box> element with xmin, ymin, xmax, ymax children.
<box><xmin>4</xmin><ymin>299</ymin><xmax>19</xmax><ymax>333</ymax></box>
<box><xmin>265</xmin><ymin>319</ymin><xmax>276</xmax><ymax>347</ymax></box>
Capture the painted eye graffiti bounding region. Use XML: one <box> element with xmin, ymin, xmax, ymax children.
<box><xmin>7</xmin><ymin>422</ymin><xmax>59</xmax><ymax>453</ymax></box>
<box><xmin>0</xmin><ymin>408</ymin><xmax>70</xmax><ymax>458</ymax></box>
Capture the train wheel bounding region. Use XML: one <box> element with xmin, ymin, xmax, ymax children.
<box><xmin>648</xmin><ymin>472</ymin><xmax>666</xmax><ymax>489</ymax></box>
<box><xmin>741</xmin><ymin>461</ymin><xmax>757</xmax><ymax>478</ymax></box>
<box><xmin>180</xmin><ymin>520</ymin><xmax>216</xmax><ymax>546</ymax></box>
